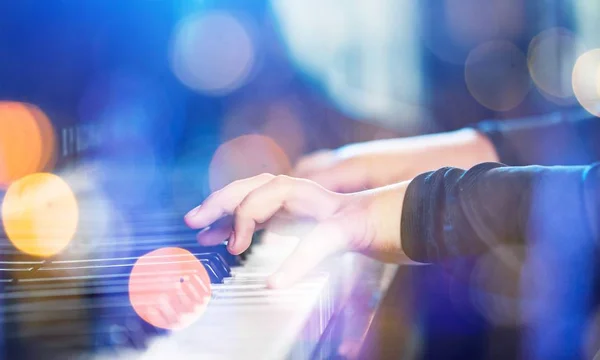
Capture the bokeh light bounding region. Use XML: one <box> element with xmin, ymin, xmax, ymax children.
<box><xmin>28</xmin><ymin>104</ymin><xmax>57</xmax><ymax>174</ymax></box>
<box><xmin>597</xmin><ymin>65</ymin><xmax>600</xmax><ymax>98</ymax></box>
<box><xmin>270</xmin><ymin>0</ymin><xmax>346</xmax><ymax>77</ymax></box>
<box><xmin>222</xmin><ymin>100</ymin><xmax>306</xmax><ymax>163</ymax></box>
<box><xmin>445</xmin><ymin>0</ymin><xmax>523</xmax><ymax>47</ymax></box>
<box><xmin>2</xmin><ymin>173</ymin><xmax>78</xmax><ymax>257</ymax></box>
<box><xmin>208</xmin><ymin>134</ymin><xmax>291</xmax><ymax>191</ymax></box>
<box><xmin>422</xmin><ymin>0</ymin><xmax>523</xmax><ymax>65</ymax></box>
<box><xmin>528</xmin><ymin>28</ymin><xmax>586</xmax><ymax>101</ymax></box>
<box><xmin>572</xmin><ymin>49</ymin><xmax>600</xmax><ymax>117</ymax></box>
<box><xmin>465</xmin><ymin>40</ymin><xmax>531</xmax><ymax>111</ymax></box>
<box><xmin>270</xmin><ymin>0</ymin><xmax>424</xmax><ymax>126</ymax></box>
<box><xmin>574</xmin><ymin>1</ymin><xmax>600</xmax><ymax>53</ymax></box>
<box><xmin>170</xmin><ymin>11</ymin><xmax>257</xmax><ymax>95</ymax></box>
<box><xmin>262</xmin><ymin>102</ymin><xmax>305</xmax><ymax>162</ymax></box>
<box><xmin>0</xmin><ymin>102</ymin><xmax>56</xmax><ymax>188</ymax></box>
<box><xmin>56</xmin><ymin>165</ymin><xmax>132</xmax><ymax>260</ymax></box>
<box><xmin>129</xmin><ymin>247</ymin><xmax>211</xmax><ymax>330</ymax></box>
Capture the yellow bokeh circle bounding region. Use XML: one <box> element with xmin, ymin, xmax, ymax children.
<box><xmin>2</xmin><ymin>173</ymin><xmax>78</xmax><ymax>257</ymax></box>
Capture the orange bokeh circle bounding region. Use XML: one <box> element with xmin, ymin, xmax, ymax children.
<box><xmin>0</xmin><ymin>102</ymin><xmax>56</xmax><ymax>187</ymax></box>
<box><xmin>2</xmin><ymin>172</ymin><xmax>78</xmax><ymax>257</ymax></box>
<box><xmin>28</xmin><ymin>103</ymin><xmax>57</xmax><ymax>173</ymax></box>
<box><xmin>128</xmin><ymin>247</ymin><xmax>212</xmax><ymax>330</ymax></box>
<box><xmin>209</xmin><ymin>134</ymin><xmax>291</xmax><ymax>191</ymax></box>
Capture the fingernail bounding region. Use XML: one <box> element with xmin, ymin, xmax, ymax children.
<box><xmin>185</xmin><ymin>205</ymin><xmax>201</xmax><ymax>218</ymax></box>
<box><xmin>268</xmin><ymin>272</ymin><xmax>286</xmax><ymax>289</ymax></box>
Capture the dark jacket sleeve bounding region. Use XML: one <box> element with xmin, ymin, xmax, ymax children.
<box><xmin>474</xmin><ymin>109</ymin><xmax>600</xmax><ymax>166</ymax></box>
<box><xmin>401</xmin><ymin>162</ymin><xmax>600</xmax><ymax>264</ymax></box>
<box><xmin>400</xmin><ymin>162</ymin><xmax>600</xmax><ymax>358</ymax></box>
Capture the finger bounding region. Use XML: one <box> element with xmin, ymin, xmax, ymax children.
<box><xmin>196</xmin><ymin>216</ymin><xmax>273</xmax><ymax>247</ymax></box>
<box><xmin>292</xmin><ymin>150</ymin><xmax>335</xmax><ymax>177</ymax></box>
<box><xmin>302</xmin><ymin>161</ymin><xmax>367</xmax><ymax>193</ymax></box>
<box><xmin>230</xmin><ymin>176</ymin><xmax>341</xmax><ymax>255</ymax></box>
<box><xmin>196</xmin><ymin>225</ymin><xmax>232</xmax><ymax>246</ymax></box>
<box><xmin>198</xmin><ymin>218</ymin><xmax>276</xmax><ymax>247</ymax></box>
<box><xmin>230</xmin><ymin>175</ymin><xmax>298</xmax><ymax>255</ymax></box>
<box><xmin>184</xmin><ymin>173</ymin><xmax>274</xmax><ymax>229</ymax></box>
<box><xmin>195</xmin><ymin>216</ymin><xmax>233</xmax><ymax>246</ymax></box>
<box><xmin>267</xmin><ymin>220</ymin><xmax>347</xmax><ymax>289</ymax></box>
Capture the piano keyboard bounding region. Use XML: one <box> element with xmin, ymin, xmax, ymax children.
<box><xmin>0</xmin><ymin>173</ymin><xmax>398</xmax><ymax>360</ymax></box>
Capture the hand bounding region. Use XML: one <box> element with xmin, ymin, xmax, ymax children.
<box><xmin>184</xmin><ymin>173</ymin><xmax>414</xmax><ymax>289</ymax></box>
<box><xmin>293</xmin><ymin>128</ymin><xmax>499</xmax><ymax>192</ymax></box>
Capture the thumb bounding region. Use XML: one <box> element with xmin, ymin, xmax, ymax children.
<box><xmin>267</xmin><ymin>219</ymin><xmax>348</xmax><ymax>289</ymax></box>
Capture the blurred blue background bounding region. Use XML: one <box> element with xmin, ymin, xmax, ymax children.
<box><xmin>1</xmin><ymin>0</ymin><xmax>597</xmax><ymax>211</ymax></box>
<box><xmin>0</xmin><ymin>1</ymin><xmax>599</xmax><ymax>358</ymax></box>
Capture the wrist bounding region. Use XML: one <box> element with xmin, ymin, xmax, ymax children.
<box><xmin>452</xmin><ymin>128</ymin><xmax>500</xmax><ymax>166</ymax></box>
<box><xmin>361</xmin><ymin>181</ymin><xmax>412</xmax><ymax>263</ymax></box>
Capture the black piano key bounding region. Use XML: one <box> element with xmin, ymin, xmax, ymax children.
<box><xmin>199</xmin><ymin>259</ymin><xmax>223</xmax><ymax>284</ymax></box>
<box><xmin>197</xmin><ymin>252</ymin><xmax>231</xmax><ymax>275</ymax></box>
<box><xmin>239</xmin><ymin>251</ymin><xmax>248</xmax><ymax>262</ymax></box>
<box><xmin>239</xmin><ymin>230</ymin><xmax>265</xmax><ymax>261</ymax></box>
<box><xmin>199</xmin><ymin>244</ymin><xmax>234</xmax><ymax>271</ymax></box>
<box><xmin>252</xmin><ymin>229</ymin><xmax>265</xmax><ymax>245</ymax></box>
<box><xmin>199</xmin><ymin>244</ymin><xmax>241</xmax><ymax>267</ymax></box>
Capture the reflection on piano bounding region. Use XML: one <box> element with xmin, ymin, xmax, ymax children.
<box><xmin>0</xmin><ymin>166</ymin><xmax>398</xmax><ymax>360</ymax></box>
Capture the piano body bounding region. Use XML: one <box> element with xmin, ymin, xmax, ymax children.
<box><xmin>0</xmin><ymin>156</ymin><xmax>399</xmax><ymax>360</ymax></box>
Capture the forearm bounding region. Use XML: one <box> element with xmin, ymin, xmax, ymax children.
<box><xmin>405</xmin><ymin>127</ymin><xmax>500</xmax><ymax>171</ymax></box>
<box><xmin>339</xmin><ymin>128</ymin><xmax>500</xmax><ymax>188</ymax></box>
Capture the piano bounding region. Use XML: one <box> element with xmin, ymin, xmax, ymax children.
<box><xmin>0</xmin><ymin>163</ymin><xmax>399</xmax><ymax>360</ymax></box>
